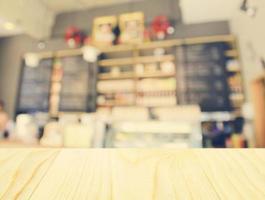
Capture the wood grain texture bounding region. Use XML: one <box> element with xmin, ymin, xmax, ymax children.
<box><xmin>252</xmin><ymin>77</ymin><xmax>265</xmax><ymax>147</ymax></box>
<box><xmin>0</xmin><ymin>149</ymin><xmax>264</xmax><ymax>200</ymax></box>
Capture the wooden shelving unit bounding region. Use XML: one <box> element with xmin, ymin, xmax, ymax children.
<box><xmin>23</xmin><ymin>34</ymin><xmax>244</xmax><ymax>112</ymax></box>
<box><xmin>96</xmin><ymin>34</ymin><xmax>244</xmax><ymax>110</ymax></box>
<box><xmin>98</xmin><ymin>55</ymin><xmax>175</xmax><ymax>67</ymax></box>
<box><xmin>31</xmin><ymin>35</ymin><xmax>237</xmax><ymax>58</ymax></box>
<box><xmin>137</xmin><ymin>72</ymin><xmax>176</xmax><ymax>79</ymax></box>
<box><xmin>98</xmin><ymin>72</ymin><xmax>176</xmax><ymax>80</ymax></box>
<box><xmin>98</xmin><ymin>73</ymin><xmax>135</xmax><ymax>80</ymax></box>
<box><xmin>97</xmin><ymin>34</ymin><xmax>236</xmax><ymax>52</ymax></box>
<box><xmin>225</xmin><ymin>50</ymin><xmax>239</xmax><ymax>58</ymax></box>
<box><xmin>97</xmin><ymin>45</ymin><xmax>178</xmax><ymax>107</ymax></box>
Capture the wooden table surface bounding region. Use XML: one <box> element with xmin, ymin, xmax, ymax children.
<box><xmin>0</xmin><ymin>149</ymin><xmax>265</xmax><ymax>200</ymax></box>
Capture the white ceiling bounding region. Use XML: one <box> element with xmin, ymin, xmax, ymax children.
<box><xmin>0</xmin><ymin>18</ymin><xmax>23</xmax><ymax>37</ymax></box>
<box><xmin>0</xmin><ymin>0</ymin><xmax>55</xmax><ymax>39</ymax></box>
<box><xmin>0</xmin><ymin>0</ymin><xmax>134</xmax><ymax>38</ymax></box>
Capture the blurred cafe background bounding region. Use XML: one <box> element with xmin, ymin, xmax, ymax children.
<box><xmin>0</xmin><ymin>0</ymin><xmax>264</xmax><ymax>148</ymax></box>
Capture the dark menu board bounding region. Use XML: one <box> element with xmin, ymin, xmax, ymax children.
<box><xmin>177</xmin><ymin>42</ymin><xmax>231</xmax><ymax>112</ymax></box>
<box><xmin>59</xmin><ymin>56</ymin><xmax>96</xmax><ymax>112</ymax></box>
<box><xmin>17</xmin><ymin>59</ymin><xmax>52</xmax><ymax>113</ymax></box>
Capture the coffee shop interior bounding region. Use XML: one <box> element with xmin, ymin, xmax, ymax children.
<box><xmin>0</xmin><ymin>0</ymin><xmax>264</xmax><ymax>148</ymax></box>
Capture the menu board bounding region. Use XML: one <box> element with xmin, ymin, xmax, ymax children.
<box><xmin>177</xmin><ymin>42</ymin><xmax>231</xmax><ymax>112</ymax></box>
<box><xmin>17</xmin><ymin>59</ymin><xmax>52</xmax><ymax>114</ymax></box>
<box><xmin>59</xmin><ymin>56</ymin><xmax>96</xmax><ymax>112</ymax></box>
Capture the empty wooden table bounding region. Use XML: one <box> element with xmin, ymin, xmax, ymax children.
<box><xmin>0</xmin><ymin>149</ymin><xmax>265</xmax><ymax>199</ymax></box>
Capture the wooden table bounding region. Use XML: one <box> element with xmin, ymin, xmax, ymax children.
<box><xmin>0</xmin><ymin>149</ymin><xmax>265</xmax><ymax>199</ymax></box>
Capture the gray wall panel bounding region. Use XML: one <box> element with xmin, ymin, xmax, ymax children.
<box><xmin>52</xmin><ymin>0</ymin><xmax>182</xmax><ymax>37</ymax></box>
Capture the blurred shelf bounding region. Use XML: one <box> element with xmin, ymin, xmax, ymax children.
<box><xmin>97</xmin><ymin>103</ymin><xmax>135</xmax><ymax>107</ymax></box>
<box><xmin>112</xmin><ymin>121</ymin><xmax>192</xmax><ymax>134</ymax></box>
<box><xmin>227</xmin><ymin>69</ymin><xmax>241</xmax><ymax>73</ymax></box>
<box><xmin>229</xmin><ymin>93</ymin><xmax>245</xmax><ymax>100</ymax></box>
<box><xmin>98</xmin><ymin>72</ymin><xmax>176</xmax><ymax>80</ymax></box>
<box><xmin>225</xmin><ymin>50</ymin><xmax>239</xmax><ymax>58</ymax></box>
<box><xmin>137</xmin><ymin>72</ymin><xmax>176</xmax><ymax>79</ymax></box>
<box><xmin>99</xmin><ymin>44</ymin><xmax>135</xmax><ymax>53</ymax></box>
<box><xmin>99</xmin><ymin>35</ymin><xmax>237</xmax><ymax>53</ymax></box>
<box><xmin>201</xmin><ymin>112</ymin><xmax>235</xmax><ymax>122</ymax></box>
<box><xmin>137</xmin><ymin>39</ymin><xmax>181</xmax><ymax>50</ymax></box>
<box><xmin>98</xmin><ymin>55</ymin><xmax>175</xmax><ymax>67</ymax></box>
<box><xmin>136</xmin><ymin>91</ymin><xmax>176</xmax><ymax>96</ymax></box>
<box><xmin>32</xmin><ymin>35</ymin><xmax>237</xmax><ymax>58</ymax></box>
<box><xmin>58</xmin><ymin>112</ymin><xmax>87</xmax><ymax>117</ymax></box>
<box><xmin>98</xmin><ymin>73</ymin><xmax>135</xmax><ymax>80</ymax></box>
<box><xmin>99</xmin><ymin>58</ymin><xmax>134</xmax><ymax>67</ymax></box>
<box><xmin>55</xmin><ymin>48</ymin><xmax>82</xmax><ymax>58</ymax></box>
<box><xmin>98</xmin><ymin>90</ymin><xmax>135</xmax><ymax>94</ymax></box>
<box><xmin>182</xmin><ymin>35</ymin><xmax>236</xmax><ymax>45</ymax></box>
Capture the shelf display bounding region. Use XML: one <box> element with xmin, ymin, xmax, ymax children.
<box><xmin>177</xmin><ymin>43</ymin><xmax>232</xmax><ymax>112</ymax></box>
<box><xmin>97</xmin><ymin>35</ymin><xmax>244</xmax><ymax>112</ymax></box>
<box><xmin>17</xmin><ymin>34</ymin><xmax>246</xmax><ymax>148</ymax></box>
<box><xmin>150</xmin><ymin>15</ymin><xmax>174</xmax><ymax>40</ymax></box>
<box><xmin>137</xmin><ymin>78</ymin><xmax>176</xmax><ymax>92</ymax></box>
<box><xmin>137</xmin><ymin>78</ymin><xmax>177</xmax><ymax>106</ymax></box>
<box><xmin>64</xmin><ymin>26</ymin><xmax>86</xmax><ymax>48</ymax></box>
<box><xmin>106</xmin><ymin>106</ymin><xmax>202</xmax><ymax>148</ymax></box>
<box><xmin>97</xmin><ymin>79</ymin><xmax>135</xmax><ymax>107</ymax></box>
<box><xmin>226</xmin><ymin>60</ymin><xmax>244</xmax><ymax>108</ymax></box>
<box><xmin>95</xmin><ymin>35</ymin><xmax>246</xmax><ymax>147</ymax></box>
<box><xmin>18</xmin><ymin>55</ymin><xmax>96</xmax><ymax>117</ymax></box>
<box><xmin>92</xmin><ymin>15</ymin><xmax>117</xmax><ymax>46</ymax></box>
<box><xmin>119</xmin><ymin>12</ymin><xmax>145</xmax><ymax>44</ymax></box>
<box><xmin>96</xmin><ymin>36</ymin><xmax>244</xmax><ymax>112</ymax></box>
<box><xmin>97</xmin><ymin>43</ymin><xmax>177</xmax><ymax>108</ymax></box>
<box><xmin>59</xmin><ymin>56</ymin><xmax>95</xmax><ymax>112</ymax></box>
<box><xmin>97</xmin><ymin>79</ymin><xmax>135</xmax><ymax>93</ymax></box>
<box><xmin>17</xmin><ymin>59</ymin><xmax>53</xmax><ymax>114</ymax></box>
<box><xmin>18</xmin><ymin>35</ymin><xmax>244</xmax><ymax>113</ymax></box>
<box><xmin>97</xmin><ymin>93</ymin><xmax>135</xmax><ymax>107</ymax></box>
<box><xmin>160</xmin><ymin>61</ymin><xmax>175</xmax><ymax>73</ymax></box>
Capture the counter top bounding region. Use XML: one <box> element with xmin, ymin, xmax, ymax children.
<box><xmin>0</xmin><ymin>149</ymin><xmax>265</xmax><ymax>199</ymax></box>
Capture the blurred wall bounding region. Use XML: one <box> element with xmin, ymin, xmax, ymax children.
<box><xmin>180</xmin><ymin>0</ymin><xmax>241</xmax><ymax>24</ymax></box>
<box><xmin>0</xmin><ymin>35</ymin><xmax>68</xmax><ymax>118</ymax></box>
<box><xmin>51</xmin><ymin>0</ymin><xmax>229</xmax><ymax>39</ymax></box>
<box><xmin>0</xmin><ymin>35</ymin><xmax>34</xmax><ymax>118</ymax></box>
<box><xmin>230</xmin><ymin>0</ymin><xmax>265</xmax><ymax>101</ymax></box>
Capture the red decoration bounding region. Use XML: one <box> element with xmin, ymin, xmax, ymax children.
<box><xmin>150</xmin><ymin>15</ymin><xmax>172</xmax><ymax>40</ymax></box>
<box><xmin>65</xmin><ymin>26</ymin><xmax>85</xmax><ymax>48</ymax></box>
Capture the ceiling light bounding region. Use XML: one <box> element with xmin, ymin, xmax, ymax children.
<box><xmin>240</xmin><ymin>0</ymin><xmax>248</xmax><ymax>11</ymax></box>
<box><xmin>246</xmin><ymin>7</ymin><xmax>257</xmax><ymax>17</ymax></box>
<box><xmin>3</xmin><ymin>22</ymin><xmax>16</xmax><ymax>30</ymax></box>
<box><xmin>240</xmin><ymin>0</ymin><xmax>257</xmax><ymax>18</ymax></box>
